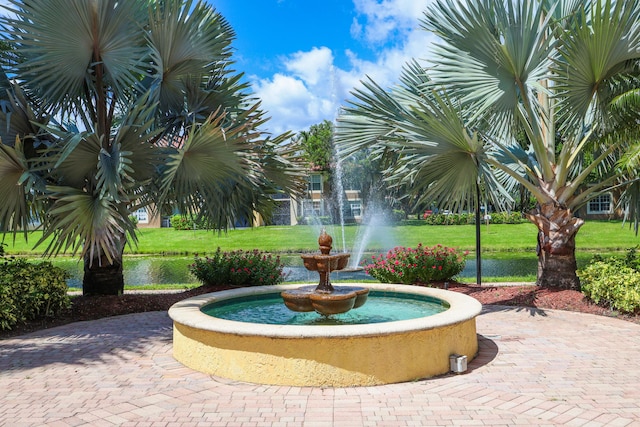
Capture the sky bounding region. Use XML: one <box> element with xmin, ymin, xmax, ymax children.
<box><xmin>0</xmin><ymin>0</ymin><xmax>438</xmax><ymax>137</ymax></box>
<box><xmin>212</xmin><ymin>0</ymin><xmax>437</xmax><ymax>136</ymax></box>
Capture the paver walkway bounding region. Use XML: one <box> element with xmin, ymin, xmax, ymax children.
<box><xmin>1</xmin><ymin>305</ymin><xmax>639</xmax><ymax>427</ymax></box>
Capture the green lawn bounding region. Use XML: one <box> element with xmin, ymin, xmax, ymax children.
<box><xmin>5</xmin><ymin>220</ymin><xmax>634</xmax><ymax>286</ymax></box>
<box><xmin>3</xmin><ymin>220</ymin><xmax>638</xmax><ymax>256</ymax></box>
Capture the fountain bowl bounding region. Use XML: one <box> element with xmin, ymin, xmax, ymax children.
<box><xmin>301</xmin><ymin>252</ymin><xmax>350</xmax><ymax>272</ymax></box>
<box><xmin>169</xmin><ymin>283</ymin><xmax>482</xmax><ymax>387</ymax></box>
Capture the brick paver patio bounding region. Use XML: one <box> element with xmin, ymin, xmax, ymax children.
<box><xmin>1</xmin><ymin>305</ymin><xmax>639</xmax><ymax>426</ymax></box>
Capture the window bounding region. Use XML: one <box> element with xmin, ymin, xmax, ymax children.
<box><xmin>133</xmin><ymin>208</ymin><xmax>149</xmax><ymax>224</ymax></box>
<box><xmin>587</xmin><ymin>194</ymin><xmax>612</xmax><ymax>214</ymax></box>
<box><xmin>350</xmin><ymin>203</ymin><xmax>362</xmax><ymax>217</ymax></box>
<box><xmin>308</xmin><ymin>175</ymin><xmax>322</xmax><ymax>192</ymax></box>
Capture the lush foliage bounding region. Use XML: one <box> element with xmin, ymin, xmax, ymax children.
<box><xmin>336</xmin><ymin>0</ymin><xmax>640</xmax><ymax>289</ymax></box>
<box><xmin>296</xmin><ymin>120</ymin><xmax>334</xmax><ymax>171</ymax></box>
<box><xmin>0</xmin><ymin>0</ymin><xmax>303</xmax><ymax>294</ymax></box>
<box><xmin>363</xmin><ymin>244</ymin><xmax>468</xmax><ymax>285</ymax></box>
<box><xmin>391</xmin><ymin>209</ymin><xmax>406</xmax><ymax>223</ymax></box>
<box><xmin>423</xmin><ymin>212</ymin><xmax>526</xmax><ymax>225</ymax></box>
<box><xmin>579</xmin><ymin>248</ymin><xmax>640</xmax><ymax>314</ymax></box>
<box><xmin>170</xmin><ymin>215</ymin><xmax>205</xmax><ymax>231</ymax></box>
<box><xmin>190</xmin><ymin>248</ymin><xmax>285</xmax><ymax>287</ymax></box>
<box><xmin>0</xmin><ymin>257</ymin><xmax>70</xmax><ymax>330</ymax></box>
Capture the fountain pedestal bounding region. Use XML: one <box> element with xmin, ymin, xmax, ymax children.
<box><xmin>281</xmin><ymin>230</ymin><xmax>369</xmax><ymax>315</ymax></box>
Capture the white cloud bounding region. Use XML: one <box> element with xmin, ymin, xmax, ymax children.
<box><xmin>351</xmin><ymin>0</ymin><xmax>433</xmax><ymax>45</ymax></box>
<box><xmin>284</xmin><ymin>47</ymin><xmax>334</xmax><ymax>87</ymax></box>
<box><xmin>252</xmin><ymin>70</ymin><xmax>339</xmax><ymax>136</ymax></box>
<box><xmin>253</xmin><ymin>0</ymin><xmax>438</xmax><ymax>136</ymax></box>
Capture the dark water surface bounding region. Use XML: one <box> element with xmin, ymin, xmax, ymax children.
<box><xmin>49</xmin><ymin>253</ymin><xmax>591</xmax><ymax>289</ymax></box>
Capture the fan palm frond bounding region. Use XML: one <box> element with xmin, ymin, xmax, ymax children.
<box><xmin>146</xmin><ymin>0</ymin><xmax>235</xmax><ymax>112</ymax></box>
<box><xmin>2</xmin><ymin>0</ymin><xmax>147</xmax><ymax>119</ymax></box>
<box><xmin>37</xmin><ymin>185</ymin><xmax>137</xmax><ymax>262</ymax></box>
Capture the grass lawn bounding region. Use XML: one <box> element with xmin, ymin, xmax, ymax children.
<box><xmin>3</xmin><ymin>220</ymin><xmax>637</xmax><ymax>285</ymax></box>
<box><xmin>4</xmin><ymin>220</ymin><xmax>638</xmax><ymax>255</ymax></box>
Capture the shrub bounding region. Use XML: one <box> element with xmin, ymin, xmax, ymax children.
<box><xmin>424</xmin><ymin>213</ymin><xmax>474</xmax><ymax>225</ymax></box>
<box><xmin>298</xmin><ymin>216</ymin><xmax>333</xmax><ymax>226</ymax></box>
<box><xmin>486</xmin><ymin>211</ymin><xmax>526</xmax><ymax>224</ymax></box>
<box><xmin>579</xmin><ymin>247</ymin><xmax>640</xmax><ymax>314</ymax></box>
<box><xmin>171</xmin><ymin>214</ymin><xmax>205</xmax><ymax>230</ymax></box>
<box><xmin>363</xmin><ymin>244</ymin><xmax>468</xmax><ymax>285</ymax></box>
<box><xmin>190</xmin><ymin>248</ymin><xmax>286</xmax><ymax>287</ymax></box>
<box><xmin>0</xmin><ymin>258</ymin><xmax>70</xmax><ymax>331</ymax></box>
<box><xmin>391</xmin><ymin>209</ymin><xmax>406</xmax><ymax>223</ymax></box>
<box><xmin>423</xmin><ymin>211</ymin><xmax>527</xmax><ymax>225</ymax></box>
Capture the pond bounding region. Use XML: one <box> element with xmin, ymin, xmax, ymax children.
<box><xmin>49</xmin><ymin>253</ymin><xmax>592</xmax><ymax>289</ymax></box>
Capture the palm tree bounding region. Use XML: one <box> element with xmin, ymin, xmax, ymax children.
<box><xmin>0</xmin><ymin>0</ymin><xmax>304</xmax><ymax>295</ymax></box>
<box><xmin>336</xmin><ymin>0</ymin><xmax>640</xmax><ymax>289</ymax></box>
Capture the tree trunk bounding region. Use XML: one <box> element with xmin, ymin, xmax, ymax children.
<box><xmin>526</xmin><ymin>202</ymin><xmax>584</xmax><ymax>290</ymax></box>
<box><xmin>82</xmin><ymin>234</ymin><xmax>126</xmax><ymax>296</ymax></box>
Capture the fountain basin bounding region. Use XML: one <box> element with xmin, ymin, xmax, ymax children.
<box><xmin>281</xmin><ymin>285</ymin><xmax>369</xmax><ymax>314</ymax></box>
<box><xmin>168</xmin><ymin>283</ymin><xmax>482</xmax><ymax>387</ymax></box>
<box><xmin>301</xmin><ymin>252</ymin><xmax>350</xmax><ymax>272</ymax></box>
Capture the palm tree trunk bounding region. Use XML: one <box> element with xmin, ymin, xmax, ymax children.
<box><xmin>526</xmin><ymin>202</ymin><xmax>584</xmax><ymax>290</ymax></box>
<box><xmin>82</xmin><ymin>234</ymin><xmax>126</xmax><ymax>296</ymax></box>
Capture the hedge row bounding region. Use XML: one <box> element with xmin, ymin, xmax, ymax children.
<box><xmin>423</xmin><ymin>211</ymin><xmax>527</xmax><ymax>225</ymax></box>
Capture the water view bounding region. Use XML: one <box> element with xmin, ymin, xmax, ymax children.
<box><xmin>49</xmin><ymin>253</ymin><xmax>592</xmax><ymax>289</ymax></box>
<box><xmin>202</xmin><ymin>291</ymin><xmax>448</xmax><ymax>325</ymax></box>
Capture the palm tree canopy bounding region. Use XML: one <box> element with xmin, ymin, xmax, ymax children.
<box><xmin>336</xmin><ymin>0</ymin><xmax>640</xmax><ymax>217</ymax></box>
<box><xmin>0</xmin><ymin>0</ymin><xmax>305</xmax><ymax>263</ymax></box>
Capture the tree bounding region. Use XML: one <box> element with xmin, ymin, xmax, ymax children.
<box><xmin>297</xmin><ymin>120</ymin><xmax>403</xmax><ymax>222</ymax></box>
<box><xmin>336</xmin><ymin>0</ymin><xmax>640</xmax><ymax>289</ymax></box>
<box><xmin>297</xmin><ymin>120</ymin><xmax>334</xmax><ymax>172</ymax></box>
<box><xmin>296</xmin><ymin>120</ymin><xmax>338</xmax><ymax>220</ymax></box>
<box><xmin>0</xmin><ymin>0</ymin><xmax>304</xmax><ymax>295</ymax></box>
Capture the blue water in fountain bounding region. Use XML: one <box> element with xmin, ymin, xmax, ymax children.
<box><xmin>201</xmin><ymin>290</ymin><xmax>448</xmax><ymax>325</ymax></box>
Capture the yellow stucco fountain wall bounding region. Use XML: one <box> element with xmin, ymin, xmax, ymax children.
<box><xmin>168</xmin><ymin>283</ymin><xmax>482</xmax><ymax>387</ymax></box>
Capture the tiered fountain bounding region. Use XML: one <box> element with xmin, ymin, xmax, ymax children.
<box><xmin>168</xmin><ymin>232</ymin><xmax>482</xmax><ymax>386</ymax></box>
<box><xmin>281</xmin><ymin>229</ymin><xmax>369</xmax><ymax>315</ymax></box>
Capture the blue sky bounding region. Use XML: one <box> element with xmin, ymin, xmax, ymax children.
<box><xmin>0</xmin><ymin>0</ymin><xmax>436</xmax><ymax>136</ymax></box>
<box><xmin>210</xmin><ymin>0</ymin><xmax>436</xmax><ymax>135</ymax></box>
<box><xmin>214</xmin><ymin>0</ymin><xmax>367</xmax><ymax>76</ymax></box>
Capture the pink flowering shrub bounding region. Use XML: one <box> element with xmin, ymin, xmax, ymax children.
<box><xmin>363</xmin><ymin>244</ymin><xmax>468</xmax><ymax>285</ymax></box>
<box><xmin>190</xmin><ymin>248</ymin><xmax>285</xmax><ymax>287</ymax></box>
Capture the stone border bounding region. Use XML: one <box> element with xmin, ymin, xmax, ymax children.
<box><xmin>168</xmin><ymin>283</ymin><xmax>482</xmax><ymax>338</ymax></box>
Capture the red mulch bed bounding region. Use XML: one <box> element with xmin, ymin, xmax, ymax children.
<box><xmin>444</xmin><ymin>282</ymin><xmax>639</xmax><ymax>322</ymax></box>
<box><xmin>2</xmin><ymin>282</ymin><xmax>638</xmax><ymax>339</ymax></box>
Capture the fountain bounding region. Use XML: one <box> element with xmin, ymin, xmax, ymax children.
<box><xmin>168</xmin><ymin>233</ymin><xmax>482</xmax><ymax>387</ymax></box>
<box><xmin>281</xmin><ymin>229</ymin><xmax>369</xmax><ymax>315</ymax></box>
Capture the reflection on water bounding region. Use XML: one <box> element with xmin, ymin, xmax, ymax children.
<box><xmin>51</xmin><ymin>254</ymin><xmax>591</xmax><ymax>289</ymax></box>
<box><xmin>54</xmin><ymin>257</ymin><xmax>199</xmax><ymax>289</ymax></box>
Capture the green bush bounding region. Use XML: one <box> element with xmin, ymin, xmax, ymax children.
<box><xmin>363</xmin><ymin>244</ymin><xmax>468</xmax><ymax>285</ymax></box>
<box><xmin>487</xmin><ymin>211</ymin><xmax>526</xmax><ymax>224</ymax></box>
<box><xmin>424</xmin><ymin>213</ymin><xmax>474</xmax><ymax>225</ymax></box>
<box><xmin>423</xmin><ymin>211</ymin><xmax>526</xmax><ymax>225</ymax></box>
<box><xmin>391</xmin><ymin>209</ymin><xmax>406</xmax><ymax>223</ymax></box>
<box><xmin>190</xmin><ymin>248</ymin><xmax>286</xmax><ymax>287</ymax></box>
<box><xmin>298</xmin><ymin>216</ymin><xmax>333</xmax><ymax>225</ymax></box>
<box><xmin>171</xmin><ymin>214</ymin><xmax>206</xmax><ymax>230</ymax></box>
<box><xmin>0</xmin><ymin>258</ymin><xmax>70</xmax><ymax>331</ymax></box>
<box><xmin>578</xmin><ymin>247</ymin><xmax>640</xmax><ymax>314</ymax></box>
